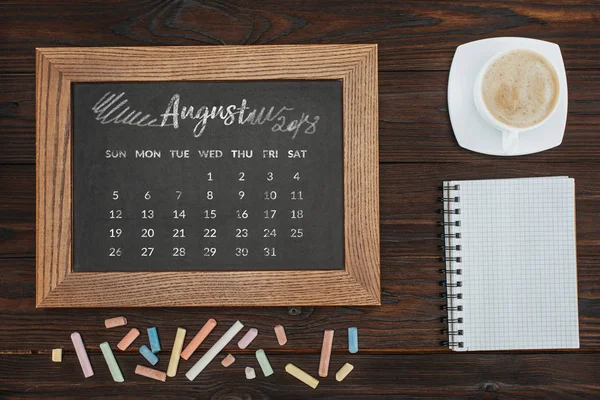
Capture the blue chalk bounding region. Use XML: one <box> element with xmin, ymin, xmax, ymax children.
<box><xmin>139</xmin><ymin>345</ymin><xmax>159</xmax><ymax>365</ymax></box>
<box><xmin>147</xmin><ymin>327</ymin><xmax>161</xmax><ymax>353</ymax></box>
<box><xmin>348</xmin><ymin>327</ymin><xmax>358</xmax><ymax>354</ymax></box>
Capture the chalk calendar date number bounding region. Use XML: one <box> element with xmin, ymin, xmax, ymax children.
<box><xmin>106</xmin><ymin>171</ymin><xmax>305</xmax><ymax>260</ymax></box>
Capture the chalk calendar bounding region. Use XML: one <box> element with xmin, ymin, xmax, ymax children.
<box><xmin>72</xmin><ymin>81</ymin><xmax>344</xmax><ymax>272</ymax></box>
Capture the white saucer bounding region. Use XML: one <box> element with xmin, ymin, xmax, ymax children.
<box><xmin>448</xmin><ymin>37</ymin><xmax>568</xmax><ymax>156</ymax></box>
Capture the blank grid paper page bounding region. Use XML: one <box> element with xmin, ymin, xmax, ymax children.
<box><xmin>450</xmin><ymin>177</ymin><xmax>579</xmax><ymax>351</ymax></box>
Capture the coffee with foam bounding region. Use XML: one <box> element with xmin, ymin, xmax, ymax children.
<box><xmin>481</xmin><ymin>49</ymin><xmax>559</xmax><ymax>129</ymax></box>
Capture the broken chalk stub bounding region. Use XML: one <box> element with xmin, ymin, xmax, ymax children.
<box><xmin>274</xmin><ymin>324</ymin><xmax>287</xmax><ymax>346</ymax></box>
<box><xmin>140</xmin><ymin>345</ymin><xmax>159</xmax><ymax>366</ymax></box>
<box><xmin>51</xmin><ymin>348</ymin><xmax>62</xmax><ymax>362</ymax></box>
<box><xmin>221</xmin><ymin>354</ymin><xmax>236</xmax><ymax>367</ymax></box>
<box><xmin>245</xmin><ymin>366</ymin><xmax>256</xmax><ymax>380</ymax></box>
<box><xmin>237</xmin><ymin>328</ymin><xmax>258</xmax><ymax>349</ymax></box>
<box><xmin>105</xmin><ymin>316</ymin><xmax>127</xmax><ymax>329</ymax></box>
<box><xmin>336</xmin><ymin>362</ymin><xmax>354</xmax><ymax>382</ymax></box>
<box><xmin>117</xmin><ymin>328</ymin><xmax>140</xmax><ymax>351</ymax></box>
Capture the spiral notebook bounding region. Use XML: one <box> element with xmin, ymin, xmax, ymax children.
<box><xmin>439</xmin><ymin>176</ymin><xmax>579</xmax><ymax>351</ymax></box>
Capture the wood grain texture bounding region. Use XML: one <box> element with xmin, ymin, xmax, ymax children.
<box><xmin>35</xmin><ymin>45</ymin><xmax>380</xmax><ymax>307</ymax></box>
<box><xmin>0</xmin><ymin>255</ymin><xmax>598</xmax><ymax>351</ymax></box>
<box><xmin>1</xmin><ymin>353</ymin><xmax>599</xmax><ymax>399</ymax></box>
<box><xmin>35</xmin><ymin>49</ymin><xmax>72</xmax><ymax>306</ymax></box>
<box><xmin>4</xmin><ymin>70</ymin><xmax>600</xmax><ymax>164</ymax></box>
<box><xmin>1</xmin><ymin>1</ymin><xmax>600</xmax><ymax>73</ymax></box>
<box><xmin>3</xmin><ymin>0</ymin><xmax>600</xmax><ymax>397</ymax></box>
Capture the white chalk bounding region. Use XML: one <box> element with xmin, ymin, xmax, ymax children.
<box><xmin>245</xmin><ymin>366</ymin><xmax>256</xmax><ymax>380</ymax></box>
<box><xmin>185</xmin><ymin>320</ymin><xmax>244</xmax><ymax>381</ymax></box>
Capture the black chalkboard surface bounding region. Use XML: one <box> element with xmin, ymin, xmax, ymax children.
<box><xmin>72</xmin><ymin>81</ymin><xmax>344</xmax><ymax>272</ymax></box>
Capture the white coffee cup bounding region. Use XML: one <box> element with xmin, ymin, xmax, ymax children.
<box><xmin>473</xmin><ymin>49</ymin><xmax>561</xmax><ymax>155</ymax></box>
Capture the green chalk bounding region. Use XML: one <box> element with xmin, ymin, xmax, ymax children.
<box><xmin>99</xmin><ymin>342</ymin><xmax>125</xmax><ymax>382</ymax></box>
<box><xmin>256</xmin><ymin>349</ymin><xmax>274</xmax><ymax>377</ymax></box>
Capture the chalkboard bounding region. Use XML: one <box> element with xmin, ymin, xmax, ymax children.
<box><xmin>72</xmin><ymin>81</ymin><xmax>344</xmax><ymax>272</ymax></box>
<box><xmin>37</xmin><ymin>45</ymin><xmax>379</xmax><ymax>307</ymax></box>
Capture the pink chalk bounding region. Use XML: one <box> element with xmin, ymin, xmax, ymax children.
<box><xmin>318</xmin><ymin>329</ymin><xmax>334</xmax><ymax>378</ymax></box>
<box><xmin>274</xmin><ymin>324</ymin><xmax>287</xmax><ymax>346</ymax></box>
<box><xmin>71</xmin><ymin>332</ymin><xmax>94</xmax><ymax>378</ymax></box>
<box><xmin>237</xmin><ymin>328</ymin><xmax>258</xmax><ymax>349</ymax></box>
<box><xmin>221</xmin><ymin>353</ymin><xmax>236</xmax><ymax>367</ymax></box>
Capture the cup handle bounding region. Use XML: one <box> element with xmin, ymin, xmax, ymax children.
<box><xmin>502</xmin><ymin>130</ymin><xmax>519</xmax><ymax>155</ymax></box>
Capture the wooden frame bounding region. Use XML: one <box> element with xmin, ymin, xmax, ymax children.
<box><xmin>36</xmin><ymin>45</ymin><xmax>379</xmax><ymax>307</ymax></box>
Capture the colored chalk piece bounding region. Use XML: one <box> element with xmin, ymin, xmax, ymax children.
<box><xmin>221</xmin><ymin>353</ymin><xmax>236</xmax><ymax>367</ymax></box>
<box><xmin>140</xmin><ymin>345</ymin><xmax>159</xmax><ymax>366</ymax></box>
<box><xmin>274</xmin><ymin>324</ymin><xmax>287</xmax><ymax>346</ymax></box>
<box><xmin>99</xmin><ymin>342</ymin><xmax>125</xmax><ymax>382</ymax></box>
<box><xmin>135</xmin><ymin>365</ymin><xmax>166</xmax><ymax>382</ymax></box>
<box><xmin>105</xmin><ymin>316</ymin><xmax>127</xmax><ymax>329</ymax></box>
<box><xmin>245</xmin><ymin>366</ymin><xmax>256</xmax><ymax>380</ymax></box>
<box><xmin>181</xmin><ymin>318</ymin><xmax>217</xmax><ymax>360</ymax></box>
<box><xmin>147</xmin><ymin>327</ymin><xmax>161</xmax><ymax>353</ymax></box>
<box><xmin>285</xmin><ymin>363</ymin><xmax>319</xmax><ymax>389</ymax></box>
<box><xmin>238</xmin><ymin>328</ymin><xmax>258</xmax><ymax>349</ymax></box>
<box><xmin>185</xmin><ymin>320</ymin><xmax>244</xmax><ymax>381</ymax></box>
<box><xmin>71</xmin><ymin>332</ymin><xmax>94</xmax><ymax>378</ymax></box>
<box><xmin>117</xmin><ymin>328</ymin><xmax>140</xmax><ymax>351</ymax></box>
<box><xmin>255</xmin><ymin>349</ymin><xmax>274</xmax><ymax>377</ymax></box>
<box><xmin>167</xmin><ymin>328</ymin><xmax>186</xmax><ymax>377</ymax></box>
<box><xmin>348</xmin><ymin>327</ymin><xmax>358</xmax><ymax>353</ymax></box>
<box><xmin>52</xmin><ymin>348</ymin><xmax>62</xmax><ymax>362</ymax></box>
<box><xmin>335</xmin><ymin>362</ymin><xmax>354</xmax><ymax>382</ymax></box>
<box><xmin>318</xmin><ymin>329</ymin><xmax>334</xmax><ymax>377</ymax></box>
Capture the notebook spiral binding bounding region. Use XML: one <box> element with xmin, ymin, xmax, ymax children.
<box><xmin>437</xmin><ymin>184</ymin><xmax>464</xmax><ymax>349</ymax></box>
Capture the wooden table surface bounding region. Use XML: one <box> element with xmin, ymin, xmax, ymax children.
<box><xmin>1</xmin><ymin>1</ymin><xmax>599</xmax><ymax>398</ymax></box>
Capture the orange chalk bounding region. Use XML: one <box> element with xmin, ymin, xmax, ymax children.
<box><xmin>135</xmin><ymin>365</ymin><xmax>166</xmax><ymax>382</ymax></box>
<box><xmin>105</xmin><ymin>316</ymin><xmax>127</xmax><ymax>329</ymax></box>
<box><xmin>117</xmin><ymin>328</ymin><xmax>140</xmax><ymax>351</ymax></box>
<box><xmin>318</xmin><ymin>329</ymin><xmax>334</xmax><ymax>377</ymax></box>
<box><xmin>180</xmin><ymin>318</ymin><xmax>217</xmax><ymax>360</ymax></box>
<box><xmin>221</xmin><ymin>354</ymin><xmax>235</xmax><ymax>367</ymax></box>
<box><xmin>274</xmin><ymin>324</ymin><xmax>287</xmax><ymax>346</ymax></box>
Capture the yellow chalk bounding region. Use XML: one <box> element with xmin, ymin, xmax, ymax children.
<box><xmin>167</xmin><ymin>328</ymin><xmax>186</xmax><ymax>377</ymax></box>
<box><xmin>335</xmin><ymin>362</ymin><xmax>354</xmax><ymax>382</ymax></box>
<box><xmin>285</xmin><ymin>363</ymin><xmax>319</xmax><ymax>389</ymax></box>
<box><xmin>52</xmin><ymin>348</ymin><xmax>62</xmax><ymax>362</ymax></box>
